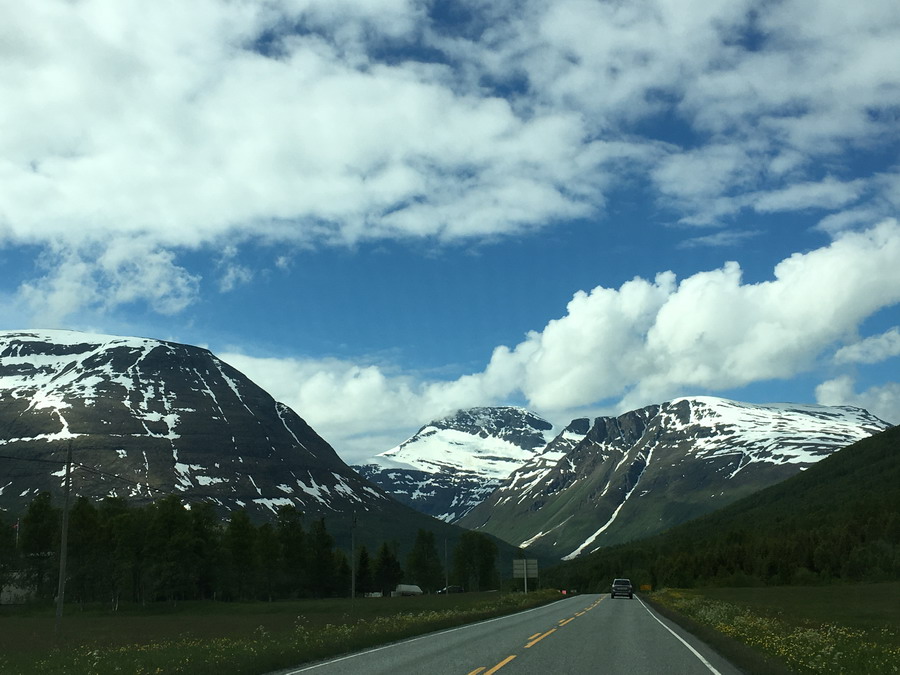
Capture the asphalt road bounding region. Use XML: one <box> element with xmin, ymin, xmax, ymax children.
<box><xmin>274</xmin><ymin>594</ymin><xmax>742</xmax><ymax>675</ymax></box>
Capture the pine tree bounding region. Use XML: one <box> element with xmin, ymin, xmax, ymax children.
<box><xmin>453</xmin><ymin>531</ymin><xmax>497</xmax><ymax>591</ymax></box>
<box><xmin>406</xmin><ymin>529</ymin><xmax>444</xmax><ymax>593</ymax></box>
<box><xmin>373</xmin><ymin>542</ymin><xmax>403</xmax><ymax>596</ymax></box>
<box><xmin>355</xmin><ymin>545</ymin><xmax>373</xmax><ymax>596</ymax></box>
<box><xmin>20</xmin><ymin>492</ymin><xmax>60</xmax><ymax>599</ymax></box>
<box><xmin>275</xmin><ymin>505</ymin><xmax>307</xmax><ymax>597</ymax></box>
<box><xmin>306</xmin><ymin>518</ymin><xmax>335</xmax><ymax>597</ymax></box>
<box><xmin>257</xmin><ymin>523</ymin><xmax>281</xmax><ymax>601</ymax></box>
<box><xmin>68</xmin><ymin>496</ymin><xmax>102</xmax><ymax>604</ymax></box>
<box><xmin>223</xmin><ymin>509</ymin><xmax>259</xmax><ymax>600</ymax></box>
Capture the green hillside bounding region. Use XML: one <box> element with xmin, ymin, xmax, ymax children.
<box><xmin>545</xmin><ymin>425</ymin><xmax>900</xmax><ymax>590</ymax></box>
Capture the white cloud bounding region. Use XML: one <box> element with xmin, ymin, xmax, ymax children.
<box><xmin>508</xmin><ymin>219</ymin><xmax>900</xmax><ymax>412</ymax></box>
<box><xmin>752</xmin><ymin>177</ymin><xmax>867</xmax><ymax>213</ymax></box>
<box><xmin>834</xmin><ymin>328</ymin><xmax>900</xmax><ymax>365</ymax></box>
<box><xmin>17</xmin><ymin>240</ymin><xmax>199</xmax><ymax>326</ymax></box>
<box><xmin>815</xmin><ymin>376</ymin><xmax>900</xmax><ymax>425</ymax></box>
<box><xmin>678</xmin><ymin>229</ymin><xmax>762</xmax><ymax>249</ymax></box>
<box><xmin>226</xmin><ymin>220</ymin><xmax>900</xmax><ymax>460</ymax></box>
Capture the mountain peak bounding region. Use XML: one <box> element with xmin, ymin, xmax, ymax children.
<box><xmin>0</xmin><ymin>329</ymin><xmax>381</xmax><ymax>520</ymax></box>
<box><xmin>354</xmin><ymin>405</ymin><xmax>555</xmax><ymax>522</ymax></box>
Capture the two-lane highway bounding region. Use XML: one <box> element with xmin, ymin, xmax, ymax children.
<box><xmin>275</xmin><ymin>594</ymin><xmax>741</xmax><ymax>675</ymax></box>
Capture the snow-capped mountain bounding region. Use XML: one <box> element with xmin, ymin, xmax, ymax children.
<box><xmin>457</xmin><ymin>396</ymin><xmax>892</xmax><ymax>559</ymax></box>
<box><xmin>0</xmin><ymin>330</ymin><xmax>387</xmax><ymax>524</ymax></box>
<box><xmin>354</xmin><ymin>407</ymin><xmax>554</xmax><ymax>521</ymax></box>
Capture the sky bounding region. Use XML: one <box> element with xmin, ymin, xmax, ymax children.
<box><xmin>2</xmin><ymin>0</ymin><xmax>899</xmax><ymax>464</ymax></box>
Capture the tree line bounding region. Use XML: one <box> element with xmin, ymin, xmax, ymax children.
<box><xmin>0</xmin><ymin>492</ymin><xmax>500</xmax><ymax>605</ymax></box>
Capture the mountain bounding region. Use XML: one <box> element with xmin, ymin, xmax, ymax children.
<box><xmin>545</xmin><ymin>424</ymin><xmax>900</xmax><ymax>589</ymax></box>
<box><xmin>456</xmin><ymin>396</ymin><xmax>891</xmax><ymax>560</ymax></box>
<box><xmin>354</xmin><ymin>407</ymin><xmax>554</xmax><ymax>521</ymax></box>
<box><xmin>0</xmin><ymin>330</ymin><xmax>510</xmax><ymax>557</ymax></box>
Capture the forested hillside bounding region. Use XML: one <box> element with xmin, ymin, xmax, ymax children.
<box><xmin>545</xmin><ymin>425</ymin><xmax>900</xmax><ymax>591</ymax></box>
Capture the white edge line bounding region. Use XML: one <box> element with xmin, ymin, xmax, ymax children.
<box><xmin>637</xmin><ymin>597</ymin><xmax>724</xmax><ymax>675</ymax></box>
<box><xmin>280</xmin><ymin>597</ymin><xmax>574</xmax><ymax>674</ymax></box>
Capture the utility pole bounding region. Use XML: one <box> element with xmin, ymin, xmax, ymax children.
<box><xmin>55</xmin><ymin>441</ymin><xmax>73</xmax><ymax>639</ymax></box>
<box><xmin>350</xmin><ymin>515</ymin><xmax>356</xmax><ymax>602</ymax></box>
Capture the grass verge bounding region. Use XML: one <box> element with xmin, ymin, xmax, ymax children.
<box><xmin>0</xmin><ymin>590</ymin><xmax>562</xmax><ymax>674</ymax></box>
<box><xmin>647</xmin><ymin>583</ymin><xmax>900</xmax><ymax>674</ymax></box>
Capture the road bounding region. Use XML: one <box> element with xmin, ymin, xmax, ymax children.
<box><xmin>274</xmin><ymin>594</ymin><xmax>741</xmax><ymax>675</ymax></box>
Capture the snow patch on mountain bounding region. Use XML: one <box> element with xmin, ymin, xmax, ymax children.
<box><xmin>355</xmin><ymin>406</ymin><xmax>555</xmax><ymax>522</ymax></box>
<box><xmin>0</xmin><ymin>329</ymin><xmax>389</xmax><ymax>520</ymax></box>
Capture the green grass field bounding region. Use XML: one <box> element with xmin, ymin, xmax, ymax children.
<box><xmin>693</xmin><ymin>583</ymin><xmax>900</xmax><ymax>646</ymax></box>
<box><xmin>0</xmin><ymin>590</ymin><xmax>562</xmax><ymax>674</ymax></box>
<box><xmin>650</xmin><ymin>583</ymin><xmax>900</xmax><ymax>674</ymax></box>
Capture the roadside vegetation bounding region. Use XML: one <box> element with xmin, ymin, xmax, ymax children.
<box><xmin>650</xmin><ymin>584</ymin><xmax>900</xmax><ymax>674</ymax></box>
<box><xmin>0</xmin><ymin>589</ymin><xmax>561</xmax><ymax>674</ymax></box>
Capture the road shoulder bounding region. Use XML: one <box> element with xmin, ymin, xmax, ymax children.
<box><xmin>640</xmin><ymin>593</ymin><xmax>792</xmax><ymax>674</ymax></box>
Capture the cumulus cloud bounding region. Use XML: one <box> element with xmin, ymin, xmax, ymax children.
<box><xmin>2</xmin><ymin>2</ymin><xmax>898</xmax><ymax>293</ymax></box>
<box><xmin>815</xmin><ymin>376</ymin><xmax>900</xmax><ymax>425</ymax></box>
<box><xmin>504</xmin><ymin>219</ymin><xmax>900</xmax><ymax>412</ymax></box>
<box><xmin>834</xmin><ymin>328</ymin><xmax>900</xmax><ymax>365</ymax></box>
<box><xmin>17</xmin><ymin>241</ymin><xmax>199</xmax><ymax>326</ymax></box>
<box><xmin>227</xmin><ymin>220</ymin><xmax>900</xmax><ymax>460</ymax></box>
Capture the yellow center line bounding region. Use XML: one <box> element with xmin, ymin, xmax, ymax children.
<box><xmin>484</xmin><ymin>655</ymin><xmax>516</xmax><ymax>674</ymax></box>
<box><xmin>558</xmin><ymin>617</ymin><xmax>575</xmax><ymax>626</ymax></box>
<box><xmin>527</xmin><ymin>632</ymin><xmax>541</xmax><ymax>640</ymax></box>
<box><xmin>524</xmin><ymin>628</ymin><xmax>557</xmax><ymax>648</ymax></box>
<box><xmin>466</xmin><ymin>669</ymin><xmax>486</xmax><ymax>675</ymax></box>
<box><xmin>575</xmin><ymin>611</ymin><xmax>585</xmax><ymax>616</ymax></box>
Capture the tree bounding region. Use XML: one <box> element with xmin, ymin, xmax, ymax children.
<box><xmin>257</xmin><ymin>523</ymin><xmax>281</xmax><ymax>601</ymax></box>
<box><xmin>406</xmin><ymin>529</ymin><xmax>444</xmax><ymax>593</ymax></box>
<box><xmin>355</xmin><ymin>545</ymin><xmax>373</xmax><ymax>596</ymax></box>
<box><xmin>275</xmin><ymin>505</ymin><xmax>306</xmax><ymax>597</ymax></box>
<box><xmin>145</xmin><ymin>496</ymin><xmax>196</xmax><ymax>603</ymax></box>
<box><xmin>67</xmin><ymin>496</ymin><xmax>102</xmax><ymax>604</ymax></box>
<box><xmin>101</xmin><ymin>498</ymin><xmax>148</xmax><ymax>605</ymax></box>
<box><xmin>333</xmin><ymin>549</ymin><xmax>351</xmax><ymax>597</ymax></box>
<box><xmin>188</xmin><ymin>501</ymin><xmax>221</xmax><ymax>600</ymax></box>
<box><xmin>372</xmin><ymin>542</ymin><xmax>403</xmax><ymax>596</ymax></box>
<box><xmin>0</xmin><ymin>513</ymin><xmax>17</xmax><ymax>597</ymax></box>
<box><xmin>19</xmin><ymin>492</ymin><xmax>60</xmax><ymax>599</ymax></box>
<box><xmin>453</xmin><ymin>531</ymin><xmax>497</xmax><ymax>592</ymax></box>
<box><xmin>306</xmin><ymin>518</ymin><xmax>335</xmax><ymax>597</ymax></box>
<box><xmin>223</xmin><ymin>509</ymin><xmax>258</xmax><ymax>600</ymax></box>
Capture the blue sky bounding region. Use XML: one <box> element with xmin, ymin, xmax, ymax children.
<box><xmin>2</xmin><ymin>0</ymin><xmax>899</xmax><ymax>462</ymax></box>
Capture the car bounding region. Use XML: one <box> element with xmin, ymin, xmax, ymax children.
<box><xmin>436</xmin><ymin>585</ymin><xmax>464</xmax><ymax>594</ymax></box>
<box><xmin>610</xmin><ymin>578</ymin><xmax>633</xmax><ymax>599</ymax></box>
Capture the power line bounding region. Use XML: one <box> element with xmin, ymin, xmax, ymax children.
<box><xmin>0</xmin><ymin>452</ymin><xmax>170</xmax><ymax>496</ymax></box>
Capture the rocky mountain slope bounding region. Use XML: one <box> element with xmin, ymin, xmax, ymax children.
<box><xmin>354</xmin><ymin>407</ymin><xmax>554</xmax><ymax>521</ymax></box>
<box><xmin>456</xmin><ymin>397</ymin><xmax>891</xmax><ymax>559</ymax></box>
<box><xmin>0</xmin><ymin>330</ymin><xmax>504</xmax><ymax>557</ymax></box>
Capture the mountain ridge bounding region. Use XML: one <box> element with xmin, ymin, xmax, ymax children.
<box><xmin>457</xmin><ymin>396</ymin><xmax>891</xmax><ymax>559</ymax></box>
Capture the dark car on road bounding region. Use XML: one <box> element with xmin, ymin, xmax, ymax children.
<box><xmin>436</xmin><ymin>585</ymin><xmax>464</xmax><ymax>594</ymax></box>
<box><xmin>610</xmin><ymin>578</ymin><xmax>633</xmax><ymax>599</ymax></box>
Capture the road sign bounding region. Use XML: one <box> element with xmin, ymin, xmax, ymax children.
<box><xmin>512</xmin><ymin>559</ymin><xmax>539</xmax><ymax>578</ymax></box>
